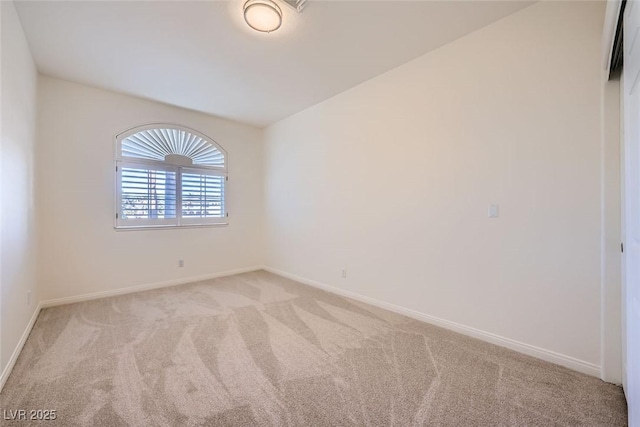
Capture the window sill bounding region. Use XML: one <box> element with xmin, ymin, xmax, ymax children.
<box><xmin>114</xmin><ymin>223</ymin><xmax>229</xmax><ymax>231</ymax></box>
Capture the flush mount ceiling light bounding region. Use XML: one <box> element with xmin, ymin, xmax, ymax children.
<box><xmin>243</xmin><ymin>0</ymin><xmax>283</xmax><ymax>33</ymax></box>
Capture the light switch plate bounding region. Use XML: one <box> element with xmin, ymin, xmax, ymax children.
<box><xmin>488</xmin><ymin>204</ymin><xmax>499</xmax><ymax>218</ymax></box>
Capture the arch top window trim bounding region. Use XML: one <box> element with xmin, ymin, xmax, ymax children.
<box><xmin>116</xmin><ymin>124</ymin><xmax>227</xmax><ymax>171</ymax></box>
<box><xmin>114</xmin><ymin>124</ymin><xmax>228</xmax><ymax>230</ymax></box>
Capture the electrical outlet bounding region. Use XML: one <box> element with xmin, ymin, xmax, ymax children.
<box><xmin>341</xmin><ymin>268</ymin><xmax>347</xmax><ymax>279</ymax></box>
<box><xmin>27</xmin><ymin>290</ymin><xmax>31</xmax><ymax>306</ymax></box>
<box><xmin>178</xmin><ymin>259</ymin><xmax>184</xmax><ymax>268</ymax></box>
<box><xmin>488</xmin><ymin>203</ymin><xmax>499</xmax><ymax>218</ymax></box>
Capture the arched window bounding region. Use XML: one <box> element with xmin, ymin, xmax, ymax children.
<box><xmin>114</xmin><ymin>124</ymin><xmax>228</xmax><ymax>229</ymax></box>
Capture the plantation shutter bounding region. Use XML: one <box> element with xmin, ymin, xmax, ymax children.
<box><xmin>117</xmin><ymin>164</ymin><xmax>178</xmax><ymax>227</ymax></box>
<box><xmin>115</xmin><ymin>125</ymin><xmax>228</xmax><ymax>229</ymax></box>
<box><xmin>180</xmin><ymin>169</ymin><xmax>226</xmax><ymax>224</ymax></box>
<box><xmin>121</xmin><ymin>127</ymin><xmax>225</xmax><ymax>168</ymax></box>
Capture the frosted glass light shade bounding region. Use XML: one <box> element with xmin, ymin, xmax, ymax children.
<box><xmin>243</xmin><ymin>0</ymin><xmax>282</xmax><ymax>33</ymax></box>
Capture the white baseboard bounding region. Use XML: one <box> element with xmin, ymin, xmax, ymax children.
<box><xmin>0</xmin><ymin>302</ymin><xmax>43</xmax><ymax>393</ymax></box>
<box><xmin>263</xmin><ymin>266</ymin><xmax>601</xmax><ymax>378</ymax></box>
<box><xmin>40</xmin><ymin>266</ymin><xmax>263</xmax><ymax>308</ymax></box>
<box><xmin>1</xmin><ymin>265</ymin><xmax>600</xmax><ymax>395</ymax></box>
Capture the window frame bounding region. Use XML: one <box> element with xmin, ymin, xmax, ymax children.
<box><xmin>114</xmin><ymin>124</ymin><xmax>228</xmax><ymax>230</ymax></box>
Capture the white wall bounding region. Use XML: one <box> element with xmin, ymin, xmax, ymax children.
<box><xmin>0</xmin><ymin>1</ymin><xmax>39</xmax><ymax>377</ymax></box>
<box><xmin>36</xmin><ymin>76</ymin><xmax>264</xmax><ymax>301</ymax></box>
<box><xmin>264</xmin><ymin>1</ymin><xmax>606</xmax><ymax>371</ymax></box>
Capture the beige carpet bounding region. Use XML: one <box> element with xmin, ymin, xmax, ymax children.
<box><xmin>0</xmin><ymin>270</ymin><xmax>627</xmax><ymax>426</ymax></box>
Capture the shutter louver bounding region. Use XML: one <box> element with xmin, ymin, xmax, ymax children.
<box><xmin>118</xmin><ymin>166</ymin><xmax>178</xmax><ymax>227</ymax></box>
<box><xmin>121</xmin><ymin>127</ymin><xmax>225</xmax><ymax>169</ymax></box>
<box><xmin>181</xmin><ymin>172</ymin><xmax>225</xmax><ymax>219</ymax></box>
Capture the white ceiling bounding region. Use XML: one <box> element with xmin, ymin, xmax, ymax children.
<box><xmin>14</xmin><ymin>0</ymin><xmax>533</xmax><ymax>127</ymax></box>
